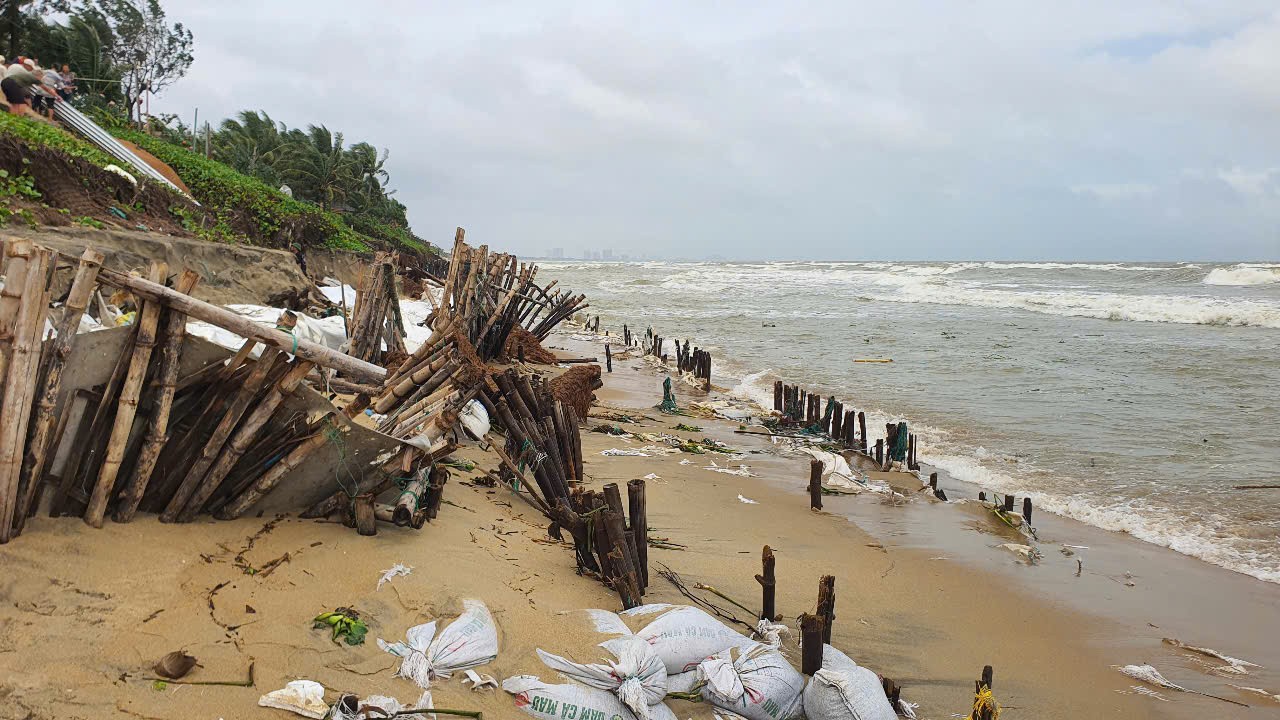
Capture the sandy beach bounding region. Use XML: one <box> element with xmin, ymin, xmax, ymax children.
<box><xmin>4</xmin><ymin>323</ymin><xmax>1275</xmax><ymax>720</ymax></box>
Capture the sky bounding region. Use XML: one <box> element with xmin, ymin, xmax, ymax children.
<box><xmin>148</xmin><ymin>1</ymin><xmax>1280</xmax><ymax>261</ymax></box>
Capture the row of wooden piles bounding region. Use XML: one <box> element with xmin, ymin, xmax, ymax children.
<box><xmin>673</xmin><ymin>338</ymin><xmax>712</xmax><ymax>390</ymax></box>
<box><xmin>0</xmin><ymin>239</ymin><xmax>407</xmax><ymax>544</ymax></box>
<box><xmin>772</xmin><ymin>380</ymin><xmax>921</xmax><ymax>471</ymax></box>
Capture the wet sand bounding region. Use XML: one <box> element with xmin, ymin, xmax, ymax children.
<box><xmin>0</xmin><ymin>331</ymin><xmax>1275</xmax><ymax>719</ymax></box>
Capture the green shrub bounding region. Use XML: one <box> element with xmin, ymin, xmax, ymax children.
<box><xmin>0</xmin><ymin>113</ymin><xmax>117</xmax><ymax>168</ymax></box>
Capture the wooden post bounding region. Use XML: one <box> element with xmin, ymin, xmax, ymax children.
<box><xmin>809</xmin><ymin>459</ymin><xmax>823</xmax><ymax>510</ymax></box>
<box><xmin>858</xmin><ymin>412</ymin><xmax>867</xmax><ymax>451</ymax></box>
<box><xmin>113</xmin><ymin>269</ymin><xmax>200</xmax><ymax>523</ymax></box>
<box><xmin>0</xmin><ymin>244</ymin><xmax>51</xmax><ymax>542</ymax></box>
<box><xmin>756</xmin><ymin>545</ymin><xmax>776</xmax><ymax>621</ymax></box>
<box><xmin>875</xmin><ymin>439</ymin><xmax>883</xmax><ymax>465</ymax></box>
<box><xmin>817</xmin><ymin>575</ymin><xmax>836</xmax><ymax>644</ymax></box>
<box><xmin>604</xmin><ymin>509</ymin><xmax>641</xmax><ymax>609</ymax></box>
<box><xmin>800</xmin><ymin>613</ymin><xmax>825</xmax><ymax>675</ymax></box>
<box><xmin>1002</xmin><ymin>494</ymin><xmax>1015</xmax><ymax>513</ymax></box>
<box><xmin>605</xmin><ymin>344</ymin><xmax>612</xmax><ymax>372</ymax></box>
<box><xmin>978</xmin><ymin>491</ymin><xmax>987</xmax><ymax>502</ymax></box>
<box><xmin>424</xmin><ymin>465</ymin><xmax>448</xmax><ymax>520</ymax></box>
<box><xmin>96</xmin><ymin>267</ymin><xmax>386</xmax><ymax>384</ymax></box>
<box><xmin>929</xmin><ymin>472</ymin><xmax>938</xmax><ymax>491</ymax></box>
<box><xmin>627</xmin><ymin>479</ymin><xmax>648</xmax><ymax>589</ymax></box>
<box><xmin>14</xmin><ymin>248</ymin><xmax>104</xmax><ymax>532</ymax></box>
<box><xmin>1022</xmin><ymin>497</ymin><xmax>1033</xmax><ymax>525</ymax></box>
<box><xmin>831</xmin><ymin>401</ymin><xmax>843</xmax><ymax>439</ymax></box>
<box><xmin>773</xmin><ymin>381</ymin><xmax>783</xmax><ymax>412</ymax></box>
<box><xmin>353</xmin><ymin>494</ymin><xmax>377</xmax><ymax>536</ymax></box>
<box><xmin>974</xmin><ymin>665</ymin><xmax>995</xmax><ymax>720</ymax></box>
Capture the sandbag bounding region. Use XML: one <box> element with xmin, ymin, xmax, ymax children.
<box><xmin>621</xmin><ymin>604</ymin><xmax>755</xmax><ymax>673</ymax></box>
<box><xmin>537</xmin><ymin>636</ymin><xmax>668</xmax><ymax>720</ymax></box>
<box><xmin>802</xmin><ymin>644</ymin><xmax>896</xmax><ymax>720</ymax></box>
<box><xmin>696</xmin><ymin>643</ymin><xmax>806</xmax><ymax>720</ymax></box>
<box><xmin>503</xmin><ymin>675</ymin><xmax>678</xmax><ymax>720</ymax></box>
<box><xmin>377</xmin><ymin>599</ymin><xmax>499</xmax><ymax>689</ymax></box>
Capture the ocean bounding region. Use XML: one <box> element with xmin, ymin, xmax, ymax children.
<box><xmin>539</xmin><ymin>260</ymin><xmax>1280</xmax><ymax>584</ymax></box>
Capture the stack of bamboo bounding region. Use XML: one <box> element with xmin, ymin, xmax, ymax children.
<box><xmin>345</xmin><ymin>252</ymin><xmax>407</xmax><ymax>367</ymax></box>
<box><xmin>554</xmin><ymin>481</ymin><xmax>649</xmax><ymax>610</ymax></box>
<box><xmin>0</xmin><ymin>239</ymin><xmax>423</xmax><ymax>542</ymax></box>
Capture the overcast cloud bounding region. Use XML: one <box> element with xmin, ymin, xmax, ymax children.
<box><xmin>150</xmin><ymin>1</ymin><xmax>1280</xmax><ymax>260</ymax></box>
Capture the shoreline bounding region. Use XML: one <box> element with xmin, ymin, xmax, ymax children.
<box><xmin>549</xmin><ymin>325</ymin><xmax>1280</xmax><ymax>718</ymax></box>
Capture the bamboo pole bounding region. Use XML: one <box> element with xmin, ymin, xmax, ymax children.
<box><xmin>182</xmin><ymin>359</ymin><xmax>315</xmax><ymax>522</ymax></box>
<box><xmin>95</xmin><ymin>267</ymin><xmax>386</xmax><ymax>384</ymax></box>
<box><xmin>14</xmin><ymin>248</ymin><xmax>104</xmax><ymax>532</ymax></box>
<box><xmin>84</xmin><ymin>261</ymin><xmax>168</xmax><ymax>527</ymax></box>
<box><xmin>217</xmin><ymin>395</ymin><xmax>371</xmax><ymax>520</ymax></box>
<box><xmin>112</xmin><ymin>269</ymin><xmax>200</xmax><ymax>522</ymax></box>
<box><xmin>161</xmin><ymin>349</ymin><xmax>282</xmax><ymax>522</ymax></box>
<box><xmin>0</xmin><ymin>246</ymin><xmax>52</xmax><ymax>542</ymax></box>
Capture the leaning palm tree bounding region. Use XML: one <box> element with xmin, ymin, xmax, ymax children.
<box><xmin>341</xmin><ymin>142</ymin><xmax>392</xmax><ymax>214</ymax></box>
<box><xmin>214</xmin><ymin>110</ymin><xmax>290</xmax><ymax>187</ymax></box>
<box><xmin>280</xmin><ymin>125</ymin><xmax>354</xmax><ymax>210</ymax></box>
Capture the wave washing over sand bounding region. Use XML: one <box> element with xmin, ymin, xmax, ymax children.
<box><xmin>545</xmin><ymin>259</ymin><xmax>1280</xmax><ymax>584</ymax></box>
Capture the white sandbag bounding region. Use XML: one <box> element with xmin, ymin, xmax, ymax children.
<box><xmin>537</xmin><ymin>636</ymin><xmax>668</xmax><ymax>720</ymax></box>
<box><xmin>802</xmin><ymin>644</ymin><xmax>896</xmax><ymax>720</ymax></box>
<box><xmin>667</xmin><ymin>670</ymin><xmax>700</xmax><ymax>694</ymax></box>
<box><xmin>696</xmin><ymin>643</ymin><xmax>805</xmax><ymax>720</ymax></box>
<box><xmin>503</xmin><ymin>675</ymin><xmax>678</xmax><ymax>720</ymax></box>
<box><xmin>623</xmin><ymin>604</ymin><xmax>755</xmax><ymax>673</ymax></box>
<box><xmin>378</xmin><ymin>599</ymin><xmax>499</xmax><ymax>689</ymax></box>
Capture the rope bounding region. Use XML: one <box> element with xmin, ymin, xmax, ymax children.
<box><xmin>276</xmin><ymin>321</ymin><xmax>299</xmax><ymax>354</ymax></box>
<box><xmin>322</xmin><ymin>417</ymin><xmax>364</xmax><ymax>508</ymax></box>
<box><xmin>971</xmin><ymin>686</ymin><xmax>1000</xmax><ymax>719</ymax></box>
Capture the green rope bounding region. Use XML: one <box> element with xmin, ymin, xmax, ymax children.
<box><xmin>276</xmin><ymin>322</ymin><xmax>299</xmax><ymax>354</ymax></box>
<box><xmin>890</xmin><ymin>421</ymin><xmax>909</xmax><ymax>462</ymax></box>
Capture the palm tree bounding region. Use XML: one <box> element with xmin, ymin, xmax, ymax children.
<box><xmin>214</xmin><ymin>110</ymin><xmax>289</xmax><ymax>186</ymax></box>
<box><xmin>280</xmin><ymin>125</ymin><xmax>354</xmax><ymax>210</ymax></box>
<box><xmin>341</xmin><ymin>142</ymin><xmax>392</xmax><ymax>213</ymax></box>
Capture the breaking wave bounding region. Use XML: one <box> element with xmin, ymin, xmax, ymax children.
<box><xmin>1203</xmin><ymin>264</ymin><xmax>1280</xmax><ymax>286</ymax></box>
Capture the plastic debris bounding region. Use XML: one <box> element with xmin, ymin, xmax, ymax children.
<box><xmin>1163</xmin><ymin>637</ymin><xmax>1260</xmax><ymax>675</ymax></box>
<box><xmin>602</xmin><ymin>448</ymin><xmax>650</xmax><ymax>457</ymax></box>
<box><xmin>643</xmin><ymin>473</ymin><xmax>661</xmax><ymax>480</ymax></box>
<box><xmin>377</xmin><ymin>563</ymin><xmax>413</xmax><ymax>591</ymax></box>
<box><xmin>259</xmin><ymin>680</ymin><xmax>329</xmax><ymax>719</ymax></box>
<box><xmin>737</xmin><ymin>495</ymin><xmax>759</xmax><ymax>505</ymax></box>
<box><xmin>463</xmin><ymin>669</ymin><xmax>500</xmax><ymax>691</ymax></box>
<box><xmin>378</xmin><ymin>599</ymin><xmax>499</xmax><ymax>689</ymax></box>
<box><xmin>705</xmin><ymin>461</ymin><xmax>753</xmax><ymax>477</ymax></box>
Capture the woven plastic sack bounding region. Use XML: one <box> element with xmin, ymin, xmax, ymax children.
<box><xmin>377</xmin><ymin>599</ymin><xmax>498</xmax><ymax>689</ymax></box>
<box><xmin>696</xmin><ymin>643</ymin><xmax>805</xmax><ymax>720</ymax></box>
<box><xmin>621</xmin><ymin>604</ymin><xmax>755</xmax><ymax>673</ymax></box>
<box><xmin>802</xmin><ymin>644</ymin><xmax>896</xmax><ymax>720</ymax></box>
<box><xmin>503</xmin><ymin>675</ymin><xmax>678</xmax><ymax>720</ymax></box>
<box><xmin>537</xmin><ymin>636</ymin><xmax>668</xmax><ymax>720</ymax></box>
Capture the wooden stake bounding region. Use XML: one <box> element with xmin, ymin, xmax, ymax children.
<box><xmin>0</xmin><ymin>245</ymin><xmax>51</xmax><ymax>542</ymax></box>
<box><xmin>809</xmin><ymin>458</ymin><xmax>823</xmax><ymax>510</ymax></box>
<box><xmin>756</xmin><ymin>545</ymin><xmax>776</xmax><ymax>621</ymax></box>
<box><xmin>627</xmin><ymin>478</ymin><xmax>647</xmax><ymax>589</ymax></box>
<box><xmin>353</xmin><ymin>493</ymin><xmax>377</xmax><ymax>536</ymax></box>
<box><xmin>86</xmin><ymin>261</ymin><xmax>168</xmax><ymax>526</ymax></box>
<box><xmin>816</xmin><ymin>575</ymin><xmax>836</xmax><ymax>644</ymax></box>
<box><xmin>800</xmin><ymin>613</ymin><xmax>825</xmax><ymax>675</ymax></box>
<box><xmin>14</xmin><ymin>248</ymin><xmax>104</xmax><ymax>532</ymax></box>
<box><xmin>1022</xmin><ymin>497</ymin><xmax>1033</xmax><ymax>525</ymax></box>
<box><xmin>113</xmin><ymin>269</ymin><xmax>200</xmax><ymax>523</ymax></box>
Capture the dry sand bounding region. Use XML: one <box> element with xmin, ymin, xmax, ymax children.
<box><xmin>1</xmin><ymin>332</ymin><xmax>1273</xmax><ymax>719</ymax></box>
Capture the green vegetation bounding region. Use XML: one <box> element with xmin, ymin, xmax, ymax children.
<box><xmin>0</xmin><ymin>112</ymin><xmax>116</xmax><ymax>168</ymax></box>
<box><xmin>116</xmin><ymin>128</ymin><xmax>387</xmax><ymax>252</ymax></box>
<box><xmin>0</xmin><ymin>167</ymin><xmax>41</xmax><ymax>226</ymax></box>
